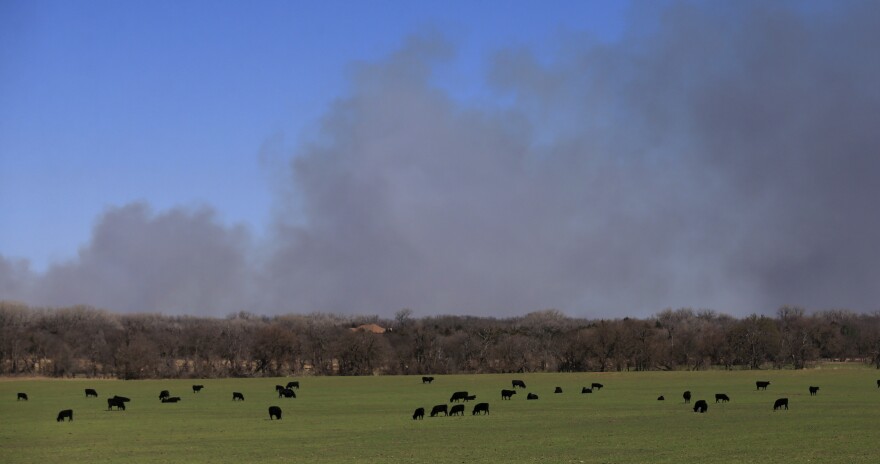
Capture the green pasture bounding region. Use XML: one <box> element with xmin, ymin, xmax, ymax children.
<box><xmin>2</xmin><ymin>365</ymin><xmax>879</xmax><ymax>463</ymax></box>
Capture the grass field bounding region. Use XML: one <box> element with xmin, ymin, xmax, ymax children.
<box><xmin>2</xmin><ymin>365</ymin><xmax>879</xmax><ymax>463</ymax></box>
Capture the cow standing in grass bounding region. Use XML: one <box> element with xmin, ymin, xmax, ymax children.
<box><xmin>756</xmin><ymin>381</ymin><xmax>771</xmax><ymax>390</ymax></box>
<box><xmin>774</xmin><ymin>398</ymin><xmax>789</xmax><ymax>410</ymax></box>
<box><xmin>412</xmin><ymin>407</ymin><xmax>425</xmax><ymax>420</ymax></box>
<box><xmin>85</xmin><ymin>389</ymin><xmax>98</xmax><ymax>398</ymax></box>
<box><xmin>450</xmin><ymin>404</ymin><xmax>465</xmax><ymax>416</ymax></box>
<box><xmin>269</xmin><ymin>406</ymin><xmax>282</xmax><ymax>420</ymax></box>
<box><xmin>286</xmin><ymin>381</ymin><xmax>300</xmax><ymax>390</ymax></box>
<box><xmin>450</xmin><ymin>391</ymin><xmax>468</xmax><ymax>403</ymax></box>
<box><xmin>472</xmin><ymin>403</ymin><xmax>489</xmax><ymax>415</ymax></box>
<box><xmin>501</xmin><ymin>389</ymin><xmax>516</xmax><ymax>400</ymax></box>
<box><xmin>715</xmin><ymin>394</ymin><xmax>730</xmax><ymax>403</ymax></box>
<box><xmin>159</xmin><ymin>390</ymin><xmax>170</xmax><ymax>401</ymax></box>
<box><xmin>107</xmin><ymin>397</ymin><xmax>126</xmax><ymax>411</ymax></box>
<box><xmin>233</xmin><ymin>392</ymin><xmax>245</xmax><ymax>401</ymax></box>
<box><xmin>56</xmin><ymin>409</ymin><xmax>73</xmax><ymax>422</ymax></box>
<box><xmin>193</xmin><ymin>385</ymin><xmax>204</xmax><ymax>393</ymax></box>
<box><xmin>693</xmin><ymin>400</ymin><xmax>708</xmax><ymax>413</ymax></box>
<box><xmin>430</xmin><ymin>405</ymin><xmax>447</xmax><ymax>417</ymax></box>
<box><xmin>17</xmin><ymin>393</ymin><xmax>28</xmax><ymax>401</ymax></box>
<box><xmin>512</xmin><ymin>380</ymin><xmax>526</xmax><ymax>389</ymax></box>
<box><xmin>591</xmin><ymin>383</ymin><xmax>604</xmax><ymax>390</ymax></box>
<box><xmin>683</xmin><ymin>391</ymin><xmax>692</xmax><ymax>404</ymax></box>
<box><xmin>809</xmin><ymin>386</ymin><xmax>819</xmax><ymax>396</ymax></box>
<box><xmin>422</xmin><ymin>377</ymin><xmax>434</xmax><ymax>384</ymax></box>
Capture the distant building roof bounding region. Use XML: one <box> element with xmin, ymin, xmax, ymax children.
<box><xmin>350</xmin><ymin>323</ymin><xmax>386</xmax><ymax>334</ymax></box>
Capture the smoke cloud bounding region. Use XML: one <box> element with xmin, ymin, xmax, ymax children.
<box><xmin>3</xmin><ymin>1</ymin><xmax>879</xmax><ymax>317</ymax></box>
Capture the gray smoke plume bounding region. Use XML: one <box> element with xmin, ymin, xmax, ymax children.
<box><xmin>2</xmin><ymin>1</ymin><xmax>879</xmax><ymax>317</ymax></box>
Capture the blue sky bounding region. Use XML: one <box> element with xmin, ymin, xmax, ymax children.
<box><xmin>1</xmin><ymin>0</ymin><xmax>628</xmax><ymax>271</ymax></box>
<box><xmin>2</xmin><ymin>0</ymin><xmax>879</xmax><ymax>317</ymax></box>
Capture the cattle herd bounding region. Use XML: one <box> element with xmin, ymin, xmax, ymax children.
<box><xmin>12</xmin><ymin>377</ymin><xmax>880</xmax><ymax>424</ymax></box>
<box><xmin>13</xmin><ymin>382</ymin><xmax>305</xmax><ymax>422</ymax></box>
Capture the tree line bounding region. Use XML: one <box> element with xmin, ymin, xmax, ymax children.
<box><xmin>1</xmin><ymin>302</ymin><xmax>879</xmax><ymax>379</ymax></box>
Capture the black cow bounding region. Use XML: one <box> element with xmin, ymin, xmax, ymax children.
<box><xmin>464</xmin><ymin>395</ymin><xmax>476</xmax><ymax>402</ymax></box>
<box><xmin>715</xmin><ymin>393</ymin><xmax>730</xmax><ymax>403</ymax></box>
<box><xmin>773</xmin><ymin>398</ymin><xmax>789</xmax><ymax>411</ymax></box>
<box><xmin>112</xmin><ymin>395</ymin><xmax>131</xmax><ymax>403</ymax></box>
<box><xmin>56</xmin><ymin>409</ymin><xmax>73</xmax><ymax>422</ymax></box>
<box><xmin>192</xmin><ymin>385</ymin><xmax>204</xmax><ymax>393</ymax></box>
<box><xmin>450</xmin><ymin>404</ymin><xmax>465</xmax><ymax>416</ymax></box>
<box><xmin>657</xmin><ymin>395</ymin><xmax>665</xmax><ymax>401</ymax></box>
<box><xmin>581</xmin><ymin>387</ymin><xmax>592</xmax><ymax>394</ymax></box>
<box><xmin>85</xmin><ymin>388</ymin><xmax>98</xmax><ymax>398</ymax></box>
<box><xmin>472</xmin><ymin>402</ymin><xmax>489</xmax><ymax>415</ymax></box>
<box><xmin>17</xmin><ymin>392</ymin><xmax>28</xmax><ymax>401</ymax></box>
<box><xmin>501</xmin><ymin>389</ymin><xmax>516</xmax><ymax>400</ymax></box>
<box><xmin>275</xmin><ymin>385</ymin><xmax>285</xmax><ymax>393</ymax></box>
<box><xmin>269</xmin><ymin>406</ymin><xmax>282</xmax><ymax>420</ymax></box>
<box><xmin>683</xmin><ymin>391</ymin><xmax>692</xmax><ymax>404</ymax></box>
<box><xmin>693</xmin><ymin>400</ymin><xmax>708</xmax><ymax>413</ymax></box>
<box><xmin>756</xmin><ymin>381</ymin><xmax>771</xmax><ymax>390</ymax></box>
<box><xmin>233</xmin><ymin>392</ymin><xmax>245</xmax><ymax>401</ymax></box>
<box><xmin>162</xmin><ymin>397</ymin><xmax>181</xmax><ymax>403</ymax></box>
<box><xmin>159</xmin><ymin>390</ymin><xmax>170</xmax><ymax>401</ymax></box>
<box><xmin>286</xmin><ymin>381</ymin><xmax>300</xmax><ymax>390</ymax></box>
<box><xmin>554</xmin><ymin>387</ymin><xmax>563</xmax><ymax>393</ymax></box>
<box><xmin>450</xmin><ymin>391</ymin><xmax>468</xmax><ymax>403</ymax></box>
<box><xmin>527</xmin><ymin>393</ymin><xmax>539</xmax><ymax>400</ymax></box>
<box><xmin>422</xmin><ymin>376</ymin><xmax>434</xmax><ymax>384</ymax></box>
<box><xmin>809</xmin><ymin>386</ymin><xmax>819</xmax><ymax>396</ymax></box>
<box><xmin>430</xmin><ymin>404</ymin><xmax>447</xmax><ymax>417</ymax></box>
<box><xmin>592</xmin><ymin>383</ymin><xmax>604</xmax><ymax>390</ymax></box>
<box><xmin>107</xmin><ymin>397</ymin><xmax>126</xmax><ymax>411</ymax></box>
<box><xmin>512</xmin><ymin>380</ymin><xmax>526</xmax><ymax>389</ymax></box>
<box><xmin>412</xmin><ymin>407</ymin><xmax>425</xmax><ymax>420</ymax></box>
<box><xmin>279</xmin><ymin>388</ymin><xmax>296</xmax><ymax>398</ymax></box>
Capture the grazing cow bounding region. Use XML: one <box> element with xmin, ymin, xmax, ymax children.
<box><xmin>501</xmin><ymin>389</ymin><xmax>517</xmax><ymax>400</ymax></box>
<box><xmin>464</xmin><ymin>395</ymin><xmax>476</xmax><ymax>402</ymax></box>
<box><xmin>582</xmin><ymin>387</ymin><xmax>592</xmax><ymax>394</ymax></box>
<box><xmin>554</xmin><ymin>387</ymin><xmax>563</xmax><ymax>393</ymax></box>
<box><xmin>286</xmin><ymin>381</ymin><xmax>300</xmax><ymax>390</ymax></box>
<box><xmin>449</xmin><ymin>391</ymin><xmax>468</xmax><ymax>403</ymax></box>
<box><xmin>162</xmin><ymin>397</ymin><xmax>181</xmax><ymax>403</ymax></box>
<box><xmin>107</xmin><ymin>397</ymin><xmax>126</xmax><ymax>411</ymax></box>
<box><xmin>756</xmin><ymin>381</ymin><xmax>771</xmax><ymax>390</ymax></box>
<box><xmin>683</xmin><ymin>391</ymin><xmax>692</xmax><ymax>404</ymax></box>
<box><xmin>56</xmin><ymin>409</ymin><xmax>73</xmax><ymax>422</ymax></box>
<box><xmin>275</xmin><ymin>385</ymin><xmax>285</xmax><ymax>393</ymax></box>
<box><xmin>192</xmin><ymin>385</ymin><xmax>204</xmax><ymax>393</ymax></box>
<box><xmin>430</xmin><ymin>404</ymin><xmax>448</xmax><ymax>417</ymax></box>
<box><xmin>472</xmin><ymin>402</ymin><xmax>490</xmax><ymax>415</ymax></box>
<box><xmin>422</xmin><ymin>376</ymin><xmax>434</xmax><ymax>384</ymax></box>
<box><xmin>773</xmin><ymin>398</ymin><xmax>789</xmax><ymax>411</ymax></box>
<box><xmin>512</xmin><ymin>380</ymin><xmax>526</xmax><ymax>389</ymax></box>
<box><xmin>85</xmin><ymin>389</ymin><xmax>98</xmax><ymax>398</ymax></box>
<box><xmin>159</xmin><ymin>390</ymin><xmax>170</xmax><ymax>401</ymax></box>
<box><xmin>233</xmin><ymin>392</ymin><xmax>245</xmax><ymax>401</ymax></box>
<box><xmin>527</xmin><ymin>393</ymin><xmax>539</xmax><ymax>400</ymax></box>
<box><xmin>715</xmin><ymin>393</ymin><xmax>730</xmax><ymax>403</ymax></box>
<box><xmin>112</xmin><ymin>395</ymin><xmax>131</xmax><ymax>403</ymax></box>
<box><xmin>17</xmin><ymin>393</ymin><xmax>28</xmax><ymax>401</ymax></box>
<box><xmin>269</xmin><ymin>406</ymin><xmax>282</xmax><ymax>420</ymax></box>
<box><xmin>809</xmin><ymin>386</ymin><xmax>819</xmax><ymax>396</ymax></box>
<box><xmin>591</xmin><ymin>383</ymin><xmax>604</xmax><ymax>390</ymax></box>
<box><xmin>450</xmin><ymin>404</ymin><xmax>465</xmax><ymax>416</ymax></box>
<box><xmin>657</xmin><ymin>396</ymin><xmax>665</xmax><ymax>401</ymax></box>
<box><xmin>279</xmin><ymin>388</ymin><xmax>296</xmax><ymax>399</ymax></box>
<box><xmin>412</xmin><ymin>407</ymin><xmax>425</xmax><ymax>420</ymax></box>
<box><xmin>693</xmin><ymin>400</ymin><xmax>708</xmax><ymax>413</ymax></box>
